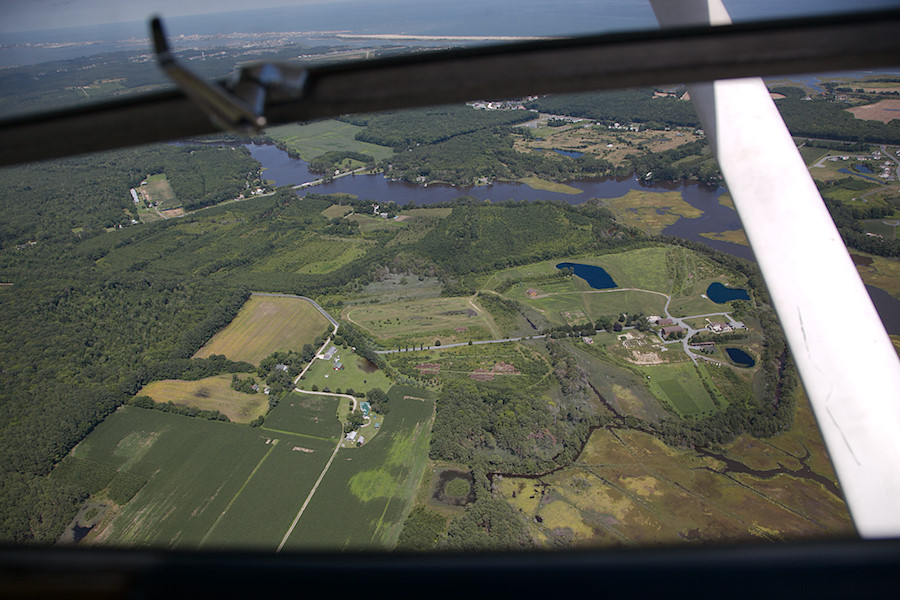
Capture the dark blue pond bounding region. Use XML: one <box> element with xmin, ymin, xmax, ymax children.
<box><xmin>838</xmin><ymin>168</ymin><xmax>882</xmax><ymax>184</ymax></box>
<box><xmin>554</xmin><ymin>149</ymin><xmax>585</xmax><ymax>158</ymax></box>
<box><xmin>725</xmin><ymin>347</ymin><xmax>756</xmax><ymax>368</ymax></box>
<box><xmin>556</xmin><ymin>262</ymin><xmax>617</xmax><ymax>289</ymax></box>
<box><xmin>706</xmin><ymin>282</ymin><xmax>750</xmax><ymax>303</ymax></box>
<box><xmin>855</xmin><ymin>164</ymin><xmax>874</xmax><ymax>174</ymax></box>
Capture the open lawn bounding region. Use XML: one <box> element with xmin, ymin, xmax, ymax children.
<box><xmin>279</xmin><ymin>388</ymin><xmax>435</xmax><ymax>550</ymax></box>
<box><xmin>265</xmin><ymin>120</ymin><xmax>394</xmax><ymax>161</ymax></box>
<box><xmin>141</xmin><ymin>174</ymin><xmax>179</xmax><ymax>210</ymax></box>
<box><xmin>342</xmin><ymin>296</ymin><xmax>498</xmax><ymax>345</ymax></box>
<box><xmin>264</xmin><ymin>392</ymin><xmax>342</xmax><ymax>439</ymax></box>
<box><xmin>300</xmin><ymin>348</ymin><xmax>393</xmax><ymax>394</ymax></box>
<box><xmin>637</xmin><ymin>361</ymin><xmax>717</xmax><ymax>417</ymax></box>
<box><xmin>194</xmin><ymin>294</ymin><xmax>331</xmax><ymax>365</ymax></box>
<box><xmin>138</xmin><ymin>375</ymin><xmax>267</xmax><ymax>424</ymax></box>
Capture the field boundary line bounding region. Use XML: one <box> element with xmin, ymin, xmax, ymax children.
<box><xmin>277</xmin><ymin>437</ymin><xmax>343</xmax><ymax>552</ymax></box>
<box><xmin>260</xmin><ymin>426</ymin><xmax>334</xmax><ymax>442</ymax></box>
<box><xmin>198</xmin><ymin>441</ymin><xmax>278</xmax><ymax>548</ymax></box>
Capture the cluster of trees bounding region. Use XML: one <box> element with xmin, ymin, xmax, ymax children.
<box><xmin>0</xmin><ymin>145</ymin><xmax>259</xmax><ymax>249</ymax></box>
<box><xmin>231</xmin><ymin>374</ymin><xmax>259</xmax><ymax>394</ymax></box>
<box><xmin>342</xmin><ymin>105</ymin><xmax>534</xmax><ymax>150</ymax></box>
<box><xmin>307</xmin><ymin>151</ymin><xmax>375</xmax><ymax>174</ymax></box>
<box><xmin>130</xmin><ymin>395</ymin><xmax>230</xmax><ymax>422</ymax></box>
<box><xmin>525</xmin><ymin>89</ymin><xmax>702</xmax><ymax>129</ymax></box>
<box><xmin>772</xmin><ymin>86</ymin><xmax>900</xmax><ymax>144</ymax></box>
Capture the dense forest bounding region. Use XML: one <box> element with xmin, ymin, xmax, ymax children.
<box><xmin>525</xmin><ymin>89</ymin><xmax>702</xmax><ymax>129</ymax></box>
<box><xmin>0</xmin><ymin>144</ymin><xmax>260</xmax><ymax>248</ymax></box>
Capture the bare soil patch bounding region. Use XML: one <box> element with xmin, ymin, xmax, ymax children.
<box><xmin>847</xmin><ymin>99</ymin><xmax>900</xmax><ymax>123</ymax></box>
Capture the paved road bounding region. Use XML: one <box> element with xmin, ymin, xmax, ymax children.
<box><xmin>292</xmin><ymin>166</ymin><xmax>370</xmax><ymax>190</ymax></box>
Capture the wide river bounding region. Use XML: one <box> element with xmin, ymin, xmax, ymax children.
<box><xmin>244</xmin><ymin>143</ymin><xmax>900</xmax><ymax>334</ymax></box>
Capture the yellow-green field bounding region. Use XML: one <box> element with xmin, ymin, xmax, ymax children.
<box><xmin>264</xmin><ymin>119</ymin><xmax>394</xmax><ymax>161</ymax></box>
<box><xmin>599</xmin><ymin>190</ymin><xmax>702</xmax><ymax>235</ymax></box>
<box><xmin>500</xmin><ymin>392</ymin><xmax>852</xmax><ymax>547</ymax></box>
<box><xmin>518</xmin><ymin>176</ymin><xmax>582</xmax><ymax>195</ymax></box>
<box><xmin>138</xmin><ymin>375</ymin><xmax>268</xmax><ymax>423</ymax></box>
<box><xmin>194</xmin><ymin>294</ymin><xmax>331</xmax><ymax>365</ymax></box>
<box><xmin>252</xmin><ymin>236</ymin><xmax>370</xmax><ymax>274</ymax></box>
<box><xmin>342</xmin><ymin>296</ymin><xmax>500</xmax><ymax>343</ymax></box>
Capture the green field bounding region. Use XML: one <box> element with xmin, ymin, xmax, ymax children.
<box><xmin>264</xmin><ymin>392</ymin><xmax>342</xmax><ymax>439</ymax></box>
<box><xmin>138</xmin><ymin>374</ymin><xmax>267</xmax><ymax>424</ymax></box>
<box><xmin>301</xmin><ymin>349</ymin><xmax>393</xmax><ymax>394</ymax></box>
<box><xmin>141</xmin><ymin>174</ymin><xmax>179</xmax><ymax>210</ymax></box>
<box><xmin>194</xmin><ymin>294</ymin><xmax>331</xmax><ymax>365</ymax></box>
<box><xmin>342</xmin><ymin>296</ymin><xmax>498</xmax><ymax>344</ymax></box>
<box><xmin>279</xmin><ymin>387</ymin><xmax>434</xmax><ymax>550</ymax></box>
<box><xmin>639</xmin><ymin>361</ymin><xmax>717</xmax><ymax>416</ymax></box>
<box><xmin>72</xmin><ymin>390</ymin><xmax>433</xmax><ymax>551</ymax></box>
<box><xmin>72</xmin><ymin>407</ymin><xmax>333</xmax><ymax>549</ymax></box>
<box><xmin>265</xmin><ymin>120</ymin><xmax>394</xmax><ymax>161</ymax></box>
<box><xmin>252</xmin><ymin>236</ymin><xmax>371</xmax><ymax>274</ymax></box>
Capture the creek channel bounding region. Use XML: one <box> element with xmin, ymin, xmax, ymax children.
<box><xmin>243</xmin><ymin>142</ymin><xmax>900</xmax><ymax>334</ymax></box>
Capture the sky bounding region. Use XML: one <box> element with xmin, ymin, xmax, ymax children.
<box><xmin>2</xmin><ymin>0</ymin><xmax>898</xmax><ymax>34</ymax></box>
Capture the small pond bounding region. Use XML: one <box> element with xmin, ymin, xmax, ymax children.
<box><xmin>725</xmin><ymin>347</ymin><xmax>756</xmax><ymax>367</ymax></box>
<box><xmin>556</xmin><ymin>262</ymin><xmax>617</xmax><ymax>289</ymax></box>
<box><xmin>706</xmin><ymin>282</ymin><xmax>750</xmax><ymax>304</ymax></box>
<box><xmin>553</xmin><ymin>149</ymin><xmax>585</xmax><ymax>158</ymax></box>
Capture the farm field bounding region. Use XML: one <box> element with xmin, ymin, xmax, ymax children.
<box><xmin>74</xmin><ymin>407</ymin><xmax>314</xmax><ymax>548</ymax></box>
<box><xmin>279</xmin><ymin>388</ymin><xmax>435</xmax><ymax>550</ymax></box>
<box><xmin>846</xmin><ymin>98</ymin><xmax>900</xmax><ymax>123</ymax></box>
<box><xmin>341</xmin><ymin>295</ymin><xmax>498</xmax><ymax>344</ymax></box>
<box><xmin>500</xmin><ymin>402</ymin><xmax>853</xmax><ymax>547</ymax></box>
<box><xmin>301</xmin><ymin>349</ymin><xmax>393</xmax><ymax>394</ymax></box>
<box><xmin>194</xmin><ymin>294</ymin><xmax>331</xmax><ymax>365</ymax></box>
<box><xmin>263</xmin><ymin>392</ymin><xmax>342</xmax><ymax>440</ymax></box>
<box><xmin>637</xmin><ymin>361</ymin><xmax>717</xmax><ymax>417</ymax></box>
<box><xmin>138</xmin><ymin>374</ymin><xmax>267</xmax><ymax>424</ymax></box>
<box><xmin>264</xmin><ymin>119</ymin><xmax>394</xmax><ymax>161</ymax></box>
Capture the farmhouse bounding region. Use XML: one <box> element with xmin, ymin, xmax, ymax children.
<box><xmin>346</xmin><ymin>430</ymin><xmax>357</xmax><ymax>441</ymax></box>
<box><xmin>661</xmin><ymin>326</ymin><xmax>685</xmax><ymax>338</ymax></box>
<box><xmin>707</xmin><ymin>321</ymin><xmax>733</xmax><ymax>334</ymax></box>
<box><xmin>322</xmin><ymin>346</ymin><xmax>337</xmax><ymax>360</ymax></box>
<box><xmin>658</xmin><ymin>318</ymin><xmax>674</xmax><ymax>327</ymax></box>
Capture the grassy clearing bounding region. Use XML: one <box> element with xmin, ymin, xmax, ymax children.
<box><xmin>264</xmin><ymin>392</ymin><xmax>342</xmax><ymax>440</ymax></box>
<box><xmin>264</xmin><ymin>120</ymin><xmax>394</xmax><ymax>161</ymax></box>
<box><xmin>301</xmin><ymin>349</ymin><xmax>393</xmax><ymax>395</ymax></box>
<box><xmin>599</xmin><ymin>190</ymin><xmax>702</xmax><ymax>235</ymax></box>
<box><xmin>700</xmin><ymin>229</ymin><xmax>749</xmax><ymax>247</ymax></box>
<box><xmin>860</xmin><ymin>219</ymin><xmax>899</xmax><ymax>240</ymax></box>
<box><xmin>518</xmin><ymin>176</ymin><xmax>583</xmax><ymax>195</ymax></box>
<box><xmin>252</xmin><ymin>236</ymin><xmax>370</xmax><ymax>274</ymax></box>
<box><xmin>141</xmin><ymin>174</ymin><xmax>179</xmax><ymax>210</ymax></box>
<box><xmin>342</xmin><ymin>296</ymin><xmax>498</xmax><ymax>345</ymax></box>
<box><xmin>635</xmin><ymin>361</ymin><xmax>716</xmax><ymax>416</ymax></box>
<box><xmin>346</xmin><ymin>213</ymin><xmax>406</xmax><ymax>233</ymax></box>
<box><xmin>499</xmin><ymin>421</ymin><xmax>852</xmax><ymax>547</ymax></box>
<box><xmin>194</xmin><ymin>294</ymin><xmax>330</xmax><ymax>365</ymax></box>
<box><xmin>138</xmin><ymin>375</ymin><xmax>267</xmax><ymax>424</ymax></box>
<box><xmin>280</xmin><ymin>388</ymin><xmax>435</xmax><ymax>550</ymax></box>
<box><xmin>353</xmin><ymin>274</ymin><xmax>444</xmax><ymax>304</ymax></box>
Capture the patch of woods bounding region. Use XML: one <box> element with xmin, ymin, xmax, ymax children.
<box><xmin>0</xmin><ymin>144</ymin><xmax>261</xmax><ymax>249</ymax></box>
